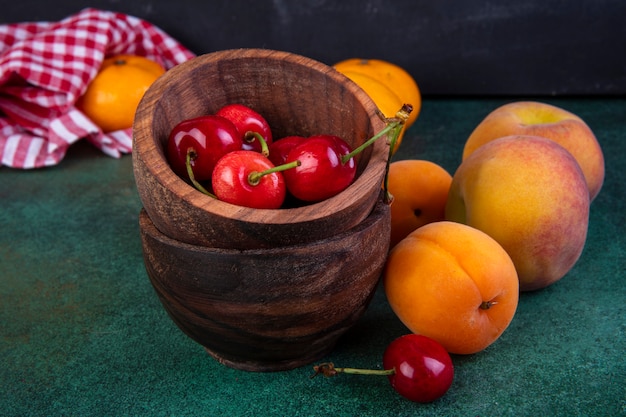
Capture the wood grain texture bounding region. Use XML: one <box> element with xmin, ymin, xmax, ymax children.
<box><xmin>139</xmin><ymin>196</ymin><xmax>391</xmax><ymax>372</ymax></box>
<box><xmin>133</xmin><ymin>49</ymin><xmax>388</xmax><ymax>249</ymax></box>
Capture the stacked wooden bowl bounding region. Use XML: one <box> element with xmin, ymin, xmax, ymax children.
<box><xmin>132</xmin><ymin>49</ymin><xmax>391</xmax><ymax>371</ymax></box>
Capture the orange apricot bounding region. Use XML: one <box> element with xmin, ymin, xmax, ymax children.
<box><xmin>386</xmin><ymin>160</ymin><xmax>452</xmax><ymax>248</ymax></box>
<box><xmin>384</xmin><ymin>221</ymin><xmax>519</xmax><ymax>355</ymax></box>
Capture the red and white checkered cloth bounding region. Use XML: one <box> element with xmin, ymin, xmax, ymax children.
<box><xmin>0</xmin><ymin>8</ymin><xmax>195</xmax><ymax>169</ymax></box>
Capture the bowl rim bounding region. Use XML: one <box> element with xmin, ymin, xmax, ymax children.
<box><xmin>139</xmin><ymin>192</ymin><xmax>389</xmax><ymax>256</ymax></box>
<box><xmin>133</xmin><ymin>48</ymin><xmax>389</xmax><ymax>227</ymax></box>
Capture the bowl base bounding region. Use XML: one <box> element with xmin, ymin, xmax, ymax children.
<box><xmin>140</xmin><ymin>195</ymin><xmax>391</xmax><ymax>374</ymax></box>
<box><xmin>203</xmin><ymin>345</ymin><xmax>335</xmax><ymax>372</ymax></box>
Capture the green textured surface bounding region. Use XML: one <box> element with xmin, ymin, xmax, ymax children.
<box><xmin>1</xmin><ymin>98</ymin><xmax>624</xmax><ymax>416</ymax></box>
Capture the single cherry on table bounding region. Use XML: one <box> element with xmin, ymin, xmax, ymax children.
<box><xmin>312</xmin><ymin>334</ymin><xmax>454</xmax><ymax>403</ymax></box>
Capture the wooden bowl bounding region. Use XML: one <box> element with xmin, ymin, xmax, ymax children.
<box><xmin>139</xmin><ymin>197</ymin><xmax>390</xmax><ymax>372</ymax></box>
<box><xmin>132</xmin><ymin>48</ymin><xmax>388</xmax><ymax>250</ymax></box>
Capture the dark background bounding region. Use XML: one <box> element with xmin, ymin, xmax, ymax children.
<box><xmin>2</xmin><ymin>0</ymin><xmax>625</xmax><ymax>96</ymax></box>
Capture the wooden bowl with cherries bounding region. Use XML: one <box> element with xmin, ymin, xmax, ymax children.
<box><xmin>132</xmin><ymin>48</ymin><xmax>388</xmax><ymax>250</ymax></box>
<box><xmin>132</xmin><ymin>49</ymin><xmax>394</xmax><ymax>371</ymax></box>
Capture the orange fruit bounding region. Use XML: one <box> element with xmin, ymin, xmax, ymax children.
<box><xmin>384</xmin><ymin>221</ymin><xmax>519</xmax><ymax>354</ymax></box>
<box><xmin>333</xmin><ymin>58</ymin><xmax>421</xmax><ymax>127</ymax></box>
<box><xmin>77</xmin><ymin>55</ymin><xmax>166</xmax><ymax>132</ymax></box>
<box><xmin>387</xmin><ymin>160</ymin><xmax>452</xmax><ymax>248</ymax></box>
<box><xmin>338</xmin><ymin>70</ymin><xmax>406</xmax><ymax>154</ymax></box>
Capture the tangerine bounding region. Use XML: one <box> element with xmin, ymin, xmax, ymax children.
<box><xmin>333</xmin><ymin>58</ymin><xmax>421</xmax><ymax>128</ymax></box>
<box><xmin>337</xmin><ymin>70</ymin><xmax>406</xmax><ymax>154</ymax></box>
<box><xmin>387</xmin><ymin>160</ymin><xmax>452</xmax><ymax>249</ymax></box>
<box><xmin>77</xmin><ymin>55</ymin><xmax>166</xmax><ymax>132</ymax></box>
<box><xmin>384</xmin><ymin>221</ymin><xmax>519</xmax><ymax>355</ymax></box>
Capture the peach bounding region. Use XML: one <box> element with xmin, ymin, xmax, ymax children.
<box><xmin>384</xmin><ymin>221</ymin><xmax>519</xmax><ymax>355</ymax></box>
<box><xmin>463</xmin><ymin>101</ymin><xmax>604</xmax><ymax>201</ymax></box>
<box><xmin>446</xmin><ymin>135</ymin><xmax>590</xmax><ymax>291</ymax></box>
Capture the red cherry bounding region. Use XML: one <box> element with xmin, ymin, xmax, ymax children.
<box><xmin>215</xmin><ymin>103</ymin><xmax>273</xmax><ymax>153</ymax></box>
<box><xmin>311</xmin><ymin>334</ymin><xmax>454</xmax><ymax>403</ymax></box>
<box><xmin>283</xmin><ymin>134</ymin><xmax>356</xmax><ymax>202</ymax></box>
<box><xmin>212</xmin><ymin>150</ymin><xmax>299</xmax><ymax>209</ymax></box>
<box><xmin>268</xmin><ymin>135</ymin><xmax>305</xmax><ymax>166</ymax></box>
<box><xmin>167</xmin><ymin>115</ymin><xmax>243</xmax><ymax>181</ymax></box>
<box><xmin>382</xmin><ymin>334</ymin><xmax>454</xmax><ymax>403</ymax></box>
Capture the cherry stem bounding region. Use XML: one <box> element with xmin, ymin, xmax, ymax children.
<box><xmin>245</xmin><ymin>131</ymin><xmax>270</xmax><ymax>156</ymax></box>
<box><xmin>381</xmin><ymin>104</ymin><xmax>413</xmax><ymax>204</ymax></box>
<box><xmin>341</xmin><ymin>123</ymin><xmax>396</xmax><ymax>164</ymax></box>
<box><xmin>311</xmin><ymin>362</ymin><xmax>395</xmax><ymax>379</ymax></box>
<box><xmin>340</xmin><ymin>103</ymin><xmax>412</xmax><ymax>167</ymax></box>
<box><xmin>186</xmin><ymin>149</ymin><xmax>217</xmax><ymax>198</ymax></box>
<box><xmin>248</xmin><ymin>159</ymin><xmax>301</xmax><ymax>186</ymax></box>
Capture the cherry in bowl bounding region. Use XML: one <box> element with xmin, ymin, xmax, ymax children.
<box><xmin>216</xmin><ymin>103</ymin><xmax>273</xmax><ymax>153</ymax></box>
<box><xmin>284</xmin><ymin>134</ymin><xmax>357</xmax><ymax>203</ymax></box>
<box><xmin>166</xmin><ymin>114</ymin><xmax>242</xmax><ymax>182</ymax></box>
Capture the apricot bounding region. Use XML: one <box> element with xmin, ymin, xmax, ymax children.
<box><xmin>387</xmin><ymin>160</ymin><xmax>452</xmax><ymax>248</ymax></box>
<box><xmin>384</xmin><ymin>221</ymin><xmax>519</xmax><ymax>355</ymax></box>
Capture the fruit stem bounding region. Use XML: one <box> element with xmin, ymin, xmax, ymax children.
<box><xmin>382</xmin><ymin>126</ymin><xmax>402</xmax><ymax>204</ymax></box>
<box><xmin>480</xmin><ymin>300</ymin><xmax>498</xmax><ymax>310</ymax></box>
<box><xmin>245</xmin><ymin>131</ymin><xmax>270</xmax><ymax>156</ymax></box>
<box><xmin>186</xmin><ymin>149</ymin><xmax>217</xmax><ymax>198</ymax></box>
<box><xmin>341</xmin><ymin>123</ymin><xmax>394</xmax><ymax>165</ymax></box>
<box><xmin>380</xmin><ymin>104</ymin><xmax>412</xmax><ymax>204</ymax></box>
<box><xmin>341</xmin><ymin>103</ymin><xmax>412</xmax><ymax>167</ymax></box>
<box><xmin>311</xmin><ymin>362</ymin><xmax>395</xmax><ymax>378</ymax></box>
<box><xmin>248</xmin><ymin>159</ymin><xmax>301</xmax><ymax>186</ymax></box>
